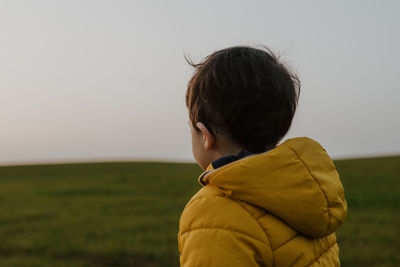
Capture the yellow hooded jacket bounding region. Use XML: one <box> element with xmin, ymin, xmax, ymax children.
<box><xmin>178</xmin><ymin>137</ymin><xmax>347</xmax><ymax>266</ymax></box>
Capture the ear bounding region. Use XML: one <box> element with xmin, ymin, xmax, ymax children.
<box><xmin>196</xmin><ymin>122</ymin><xmax>215</xmax><ymax>150</ymax></box>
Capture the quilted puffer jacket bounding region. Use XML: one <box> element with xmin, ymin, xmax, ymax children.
<box><xmin>178</xmin><ymin>137</ymin><xmax>347</xmax><ymax>266</ymax></box>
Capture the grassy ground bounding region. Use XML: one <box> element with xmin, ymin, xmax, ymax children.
<box><xmin>0</xmin><ymin>156</ymin><xmax>399</xmax><ymax>266</ymax></box>
<box><xmin>334</xmin><ymin>156</ymin><xmax>400</xmax><ymax>266</ymax></box>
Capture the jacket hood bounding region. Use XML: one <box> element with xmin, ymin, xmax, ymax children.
<box><xmin>198</xmin><ymin>137</ymin><xmax>347</xmax><ymax>238</ymax></box>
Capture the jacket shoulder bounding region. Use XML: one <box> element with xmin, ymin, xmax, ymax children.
<box><xmin>179</xmin><ymin>185</ymin><xmax>270</xmax><ymax>245</ymax></box>
<box><xmin>178</xmin><ymin>185</ymin><xmax>273</xmax><ymax>266</ymax></box>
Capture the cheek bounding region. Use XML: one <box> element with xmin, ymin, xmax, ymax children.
<box><xmin>191</xmin><ymin>131</ymin><xmax>200</xmax><ymax>158</ymax></box>
<box><xmin>191</xmin><ymin>130</ymin><xmax>205</xmax><ymax>166</ymax></box>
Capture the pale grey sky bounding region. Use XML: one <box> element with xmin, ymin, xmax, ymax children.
<box><xmin>1</xmin><ymin>0</ymin><xmax>399</xmax><ymax>165</ymax></box>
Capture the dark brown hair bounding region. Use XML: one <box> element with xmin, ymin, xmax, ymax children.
<box><xmin>186</xmin><ymin>46</ymin><xmax>300</xmax><ymax>153</ymax></box>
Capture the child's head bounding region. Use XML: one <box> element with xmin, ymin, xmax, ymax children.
<box><xmin>186</xmin><ymin>46</ymin><xmax>300</xmax><ymax>169</ymax></box>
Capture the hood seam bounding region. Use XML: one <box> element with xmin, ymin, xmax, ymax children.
<box><xmin>287</xmin><ymin>146</ymin><xmax>332</xmax><ymax>235</ymax></box>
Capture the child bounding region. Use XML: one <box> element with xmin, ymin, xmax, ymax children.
<box><xmin>178</xmin><ymin>46</ymin><xmax>347</xmax><ymax>266</ymax></box>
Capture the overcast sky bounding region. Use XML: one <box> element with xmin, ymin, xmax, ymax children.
<box><xmin>1</xmin><ymin>0</ymin><xmax>399</xmax><ymax>165</ymax></box>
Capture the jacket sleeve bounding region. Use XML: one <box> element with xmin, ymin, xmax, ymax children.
<box><xmin>178</xmin><ymin>194</ymin><xmax>273</xmax><ymax>267</ymax></box>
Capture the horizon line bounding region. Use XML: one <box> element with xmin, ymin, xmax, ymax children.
<box><xmin>1</xmin><ymin>152</ymin><xmax>400</xmax><ymax>168</ymax></box>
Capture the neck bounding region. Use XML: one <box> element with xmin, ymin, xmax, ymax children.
<box><xmin>211</xmin><ymin>139</ymin><xmax>246</xmax><ymax>162</ymax></box>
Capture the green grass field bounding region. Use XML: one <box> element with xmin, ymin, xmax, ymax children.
<box><xmin>0</xmin><ymin>156</ymin><xmax>399</xmax><ymax>266</ymax></box>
